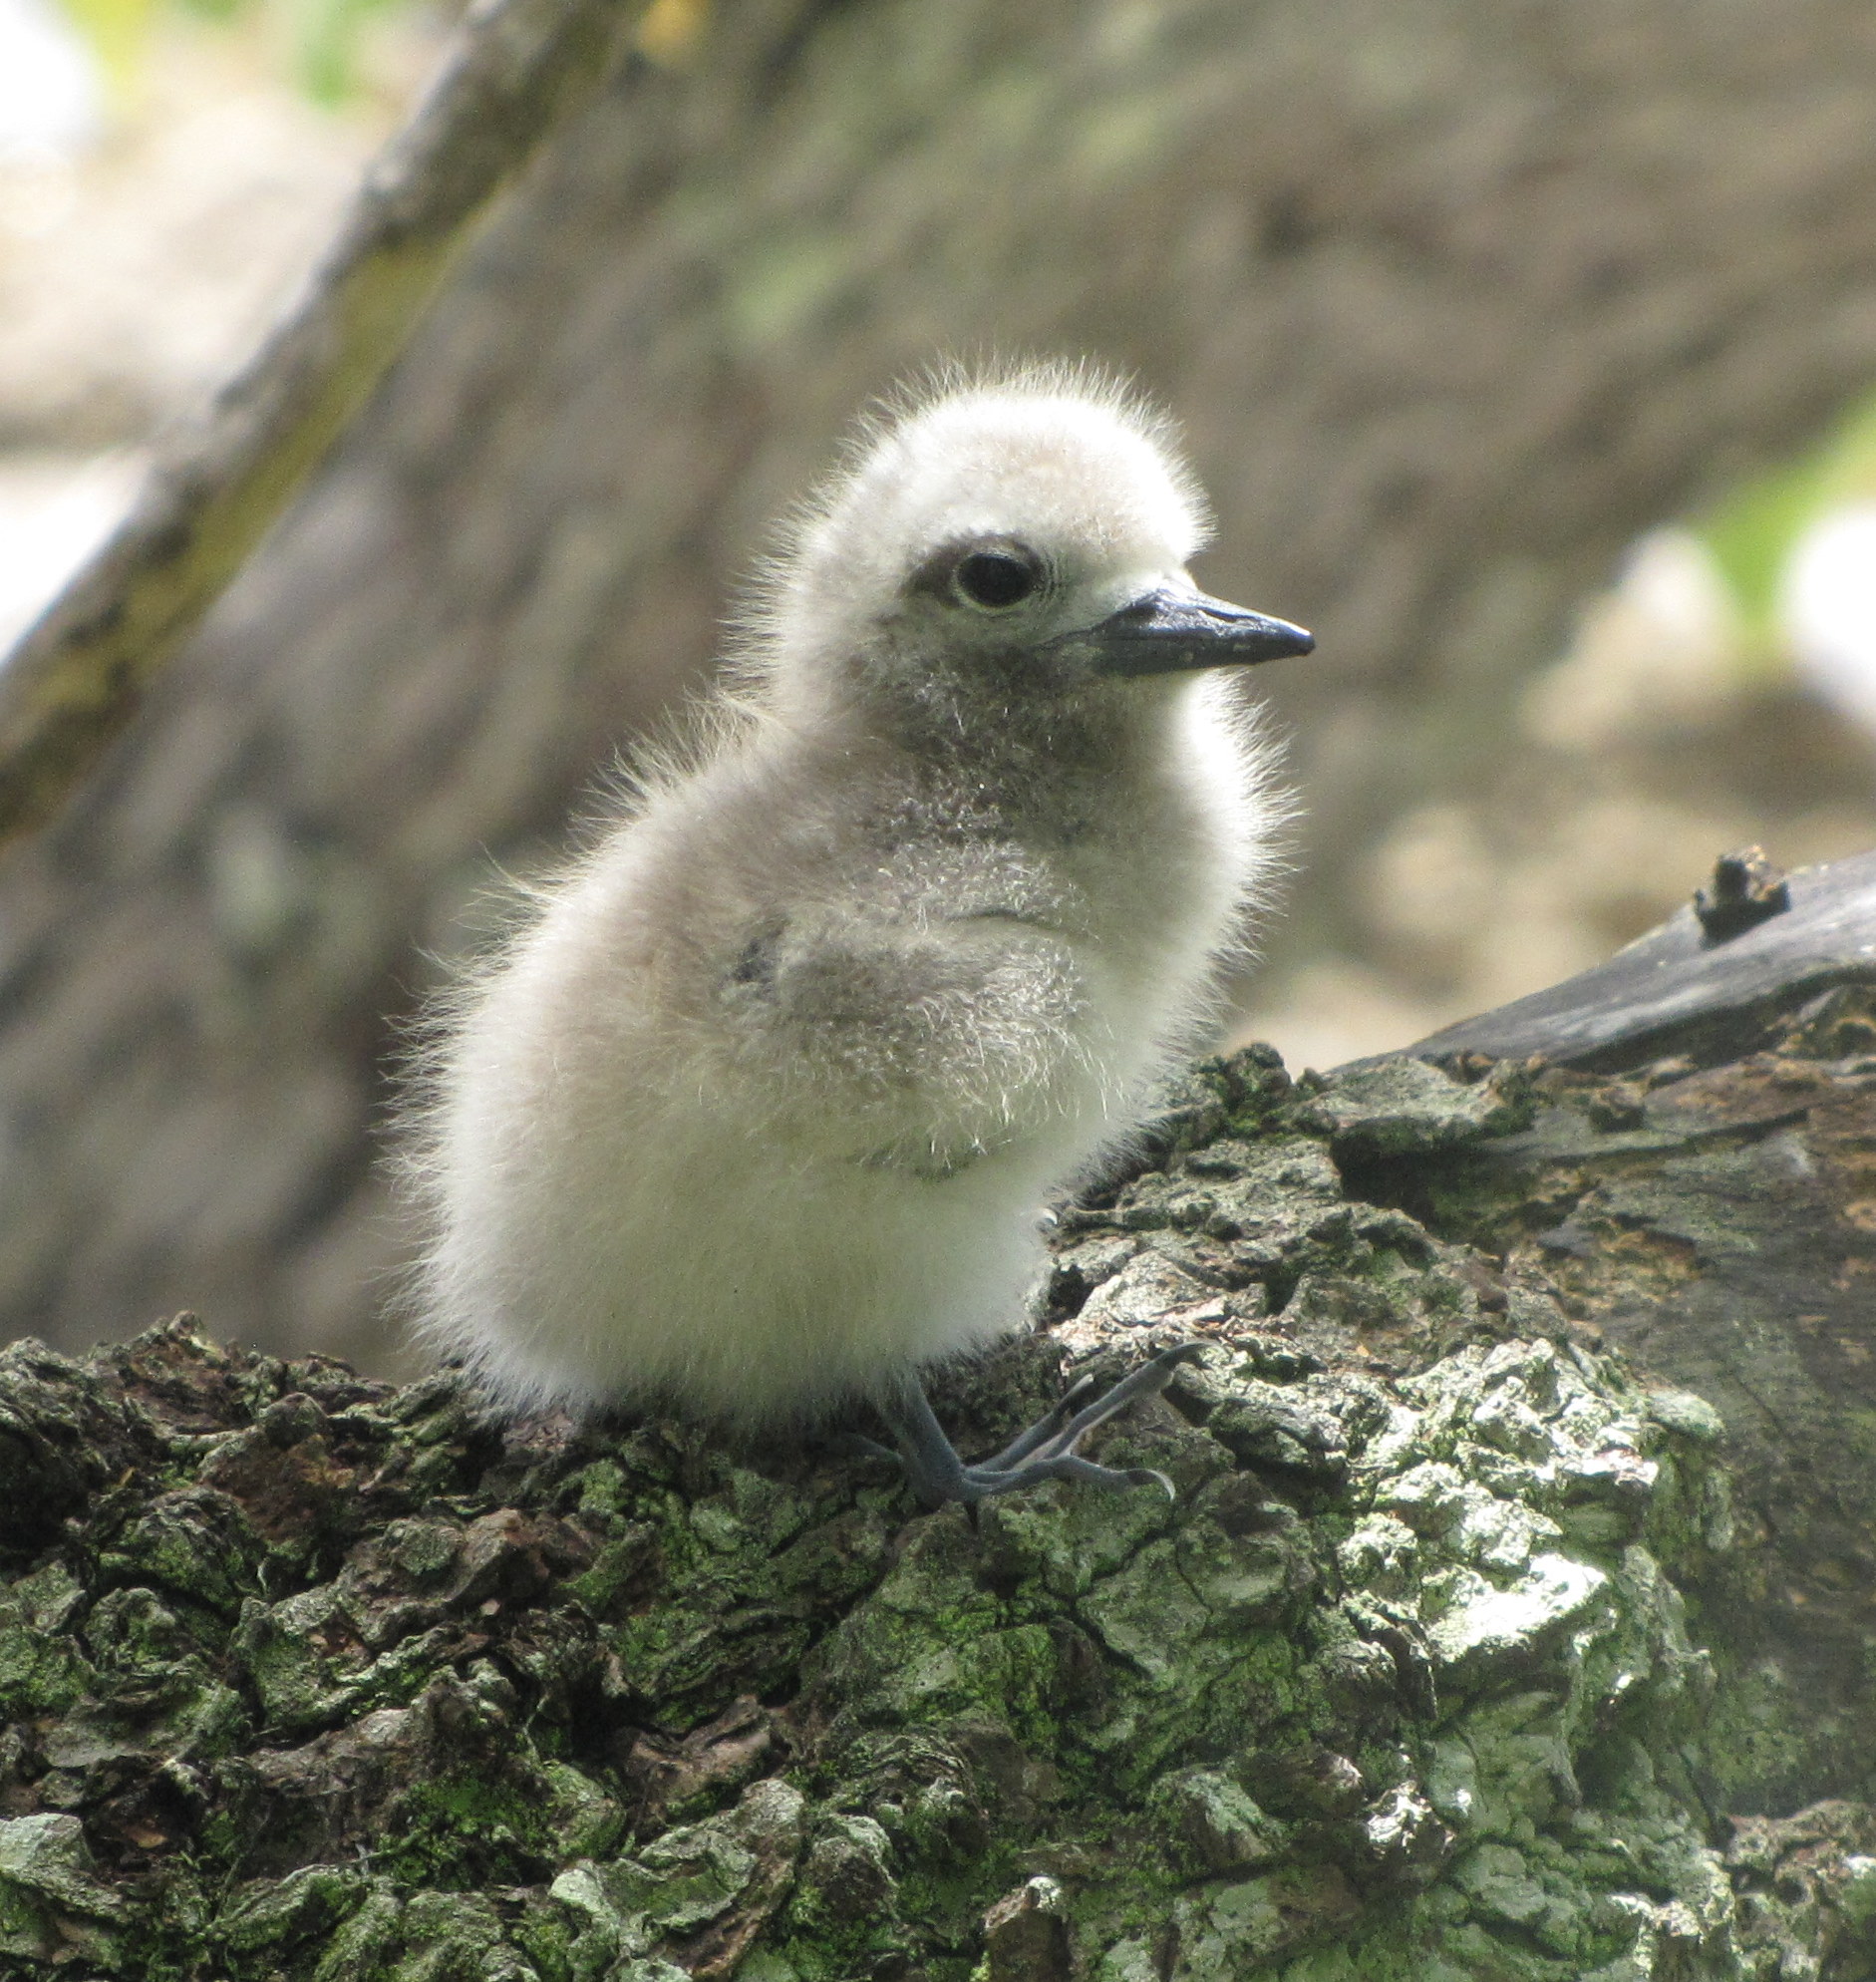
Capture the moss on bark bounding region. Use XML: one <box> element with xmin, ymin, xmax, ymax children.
<box><xmin>1</xmin><ymin>1043</ymin><xmax>1871</xmax><ymax>1977</ymax></box>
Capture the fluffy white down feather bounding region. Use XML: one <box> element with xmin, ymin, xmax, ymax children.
<box><xmin>399</xmin><ymin>365</ymin><xmax>1293</xmax><ymax>1424</ymax></box>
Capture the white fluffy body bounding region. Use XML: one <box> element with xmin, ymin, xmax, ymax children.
<box><xmin>402</xmin><ymin>367</ymin><xmax>1291</xmax><ymax>1424</ymax></box>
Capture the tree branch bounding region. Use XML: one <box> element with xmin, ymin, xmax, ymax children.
<box><xmin>0</xmin><ymin>0</ymin><xmax>653</xmax><ymax>849</ymax></box>
<box><xmin>1405</xmin><ymin>847</ymin><xmax>1876</xmax><ymax>1071</ymax></box>
<box><xmin>6</xmin><ymin>980</ymin><xmax>1876</xmax><ymax>1971</ymax></box>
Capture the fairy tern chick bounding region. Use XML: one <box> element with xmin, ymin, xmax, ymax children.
<box><xmin>402</xmin><ymin>366</ymin><xmax>1314</xmax><ymax>1505</ymax></box>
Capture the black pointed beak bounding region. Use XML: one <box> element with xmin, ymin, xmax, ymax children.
<box><xmin>1081</xmin><ymin>587</ymin><xmax>1315</xmax><ymax>677</ymax></box>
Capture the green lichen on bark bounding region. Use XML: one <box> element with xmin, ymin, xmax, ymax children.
<box><xmin>0</xmin><ymin>1046</ymin><xmax>1870</xmax><ymax>1978</ymax></box>
<box><xmin>1358</xmin><ymin>991</ymin><xmax>1876</xmax><ymax>1822</ymax></box>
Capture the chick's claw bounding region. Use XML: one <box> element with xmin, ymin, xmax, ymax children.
<box><xmin>882</xmin><ymin>1342</ymin><xmax>1200</xmax><ymax>1508</ymax></box>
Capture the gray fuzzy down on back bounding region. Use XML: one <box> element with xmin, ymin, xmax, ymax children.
<box><xmin>396</xmin><ymin>363</ymin><xmax>1292</xmax><ymax>1425</ymax></box>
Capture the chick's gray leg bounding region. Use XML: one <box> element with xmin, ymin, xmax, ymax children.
<box><xmin>879</xmin><ymin>1344</ymin><xmax>1201</xmax><ymax>1507</ymax></box>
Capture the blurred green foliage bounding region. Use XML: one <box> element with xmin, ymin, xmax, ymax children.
<box><xmin>55</xmin><ymin>0</ymin><xmax>150</xmax><ymax>86</ymax></box>
<box><xmin>1702</xmin><ymin>388</ymin><xmax>1876</xmax><ymax>638</ymax></box>
<box><xmin>55</xmin><ymin>0</ymin><xmax>415</xmax><ymax>105</ymax></box>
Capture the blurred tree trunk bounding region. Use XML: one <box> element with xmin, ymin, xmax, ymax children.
<box><xmin>7</xmin><ymin>0</ymin><xmax>1876</xmax><ymax>1368</ymax></box>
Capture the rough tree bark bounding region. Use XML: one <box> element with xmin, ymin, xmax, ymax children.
<box><xmin>6</xmin><ymin>0</ymin><xmax>1876</xmax><ymax>1368</ymax></box>
<box><xmin>3</xmin><ymin>869</ymin><xmax>1876</xmax><ymax>1979</ymax></box>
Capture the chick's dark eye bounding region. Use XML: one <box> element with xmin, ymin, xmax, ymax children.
<box><xmin>953</xmin><ymin>549</ymin><xmax>1042</xmax><ymax>610</ymax></box>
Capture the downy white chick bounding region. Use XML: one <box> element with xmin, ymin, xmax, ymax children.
<box><xmin>404</xmin><ymin>365</ymin><xmax>1314</xmax><ymax>1504</ymax></box>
